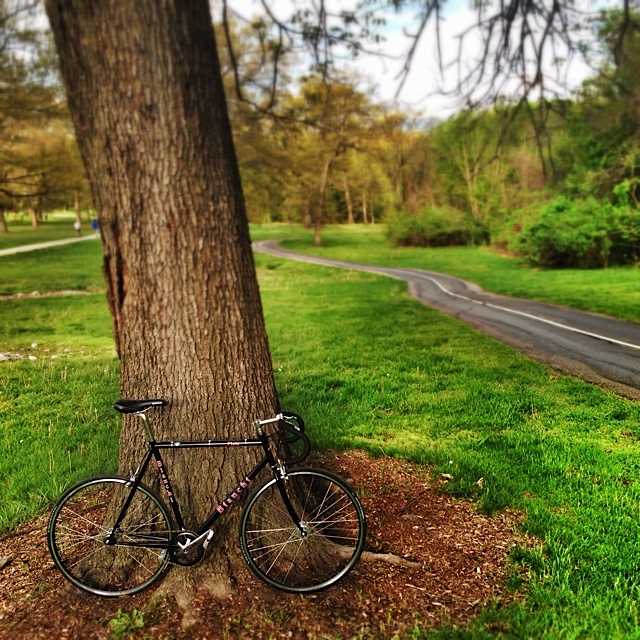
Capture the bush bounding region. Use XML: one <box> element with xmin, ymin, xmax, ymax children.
<box><xmin>516</xmin><ymin>197</ymin><xmax>640</xmax><ymax>268</ymax></box>
<box><xmin>387</xmin><ymin>206</ymin><xmax>484</xmax><ymax>247</ymax></box>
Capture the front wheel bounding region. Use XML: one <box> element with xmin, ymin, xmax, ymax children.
<box><xmin>239</xmin><ymin>468</ymin><xmax>366</xmax><ymax>593</ymax></box>
<box><xmin>48</xmin><ymin>476</ymin><xmax>173</xmax><ymax>597</ymax></box>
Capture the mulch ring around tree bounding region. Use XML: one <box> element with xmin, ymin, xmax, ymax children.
<box><xmin>0</xmin><ymin>451</ymin><xmax>536</xmax><ymax>639</ymax></box>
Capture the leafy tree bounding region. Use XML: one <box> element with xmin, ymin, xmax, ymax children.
<box><xmin>215</xmin><ymin>18</ymin><xmax>297</xmax><ymax>222</ymax></box>
<box><xmin>291</xmin><ymin>76</ymin><xmax>376</xmax><ymax>244</ymax></box>
<box><xmin>0</xmin><ymin>1</ymin><xmax>66</xmax><ymax>221</ymax></box>
<box><xmin>370</xmin><ymin>113</ymin><xmax>435</xmax><ymax>216</ymax></box>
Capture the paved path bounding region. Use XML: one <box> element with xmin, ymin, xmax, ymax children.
<box><xmin>0</xmin><ymin>234</ymin><xmax>98</xmax><ymax>257</ymax></box>
<box><xmin>254</xmin><ymin>240</ymin><xmax>640</xmax><ymax>400</ymax></box>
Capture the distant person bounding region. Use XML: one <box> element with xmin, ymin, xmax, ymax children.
<box><xmin>92</xmin><ymin>218</ymin><xmax>99</xmax><ymax>233</ymax></box>
<box><xmin>74</xmin><ymin>220</ymin><xmax>81</xmax><ymax>237</ymax></box>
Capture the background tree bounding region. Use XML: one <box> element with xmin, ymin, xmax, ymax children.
<box><xmin>0</xmin><ymin>1</ymin><xmax>66</xmax><ymax>222</ymax></box>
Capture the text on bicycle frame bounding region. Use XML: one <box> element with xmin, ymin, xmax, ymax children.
<box><xmin>157</xmin><ymin>460</ymin><xmax>176</xmax><ymax>503</ymax></box>
<box><xmin>216</xmin><ymin>477</ymin><xmax>252</xmax><ymax>514</ymax></box>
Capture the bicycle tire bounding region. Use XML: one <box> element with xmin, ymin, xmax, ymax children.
<box><xmin>239</xmin><ymin>467</ymin><xmax>366</xmax><ymax>593</ymax></box>
<box><xmin>48</xmin><ymin>476</ymin><xmax>173</xmax><ymax>597</ymax></box>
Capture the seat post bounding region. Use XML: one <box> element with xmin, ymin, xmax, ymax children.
<box><xmin>137</xmin><ymin>411</ymin><xmax>155</xmax><ymax>441</ymax></box>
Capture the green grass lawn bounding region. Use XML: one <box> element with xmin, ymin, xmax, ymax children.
<box><xmin>0</xmin><ymin>241</ymin><xmax>104</xmax><ymax>295</ymax></box>
<box><xmin>3</xmin><ymin>224</ymin><xmax>640</xmax><ymax>637</ymax></box>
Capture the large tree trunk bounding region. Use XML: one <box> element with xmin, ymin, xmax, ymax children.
<box><xmin>45</xmin><ymin>0</ymin><xmax>279</xmax><ymax>605</ymax></box>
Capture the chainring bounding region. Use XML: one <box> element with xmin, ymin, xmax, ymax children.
<box><xmin>170</xmin><ymin>531</ymin><xmax>205</xmax><ymax>566</ymax></box>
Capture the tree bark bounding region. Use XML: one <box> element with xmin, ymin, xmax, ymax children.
<box><xmin>29</xmin><ymin>206</ymin><xmax>39</xmax><ymax>228</ymax></box>
<box><xmin>344</xmin><ymin>175</ymin><xmax>354</xmax><ymax>224</ymax></box>
<box><xmin>0</xmin><ymin>211</ymin><xmax>7</xmax><ymax>233</ymax></box>
<box><xmin>362</xmin><ymin>191</ymin><xmax>369</xmax><ymax>224</ymax></box>
<box><xmin>45</xmin><ymin>0</ymin><xmax>279</xmax><ymax>604</ymax></box>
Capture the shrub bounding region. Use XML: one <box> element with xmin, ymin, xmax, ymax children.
<box><xmin>516</xmin><ymin>197</ymin><xmax>640</xmax><ymax>268</ymax></box>
<box><xmin>387</xmin><ymin>206</ymin><xmax>484</xmax><ymax>247</ymax></box>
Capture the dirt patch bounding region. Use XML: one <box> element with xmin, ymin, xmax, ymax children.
<box><xmin>0</xmin><ymin>451</ymin><xmax>535</xmax><ymax>639</ymax></box>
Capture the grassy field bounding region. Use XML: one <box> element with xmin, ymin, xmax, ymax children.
<box><xmin>3</xmin><ymin>222</ymin><xmax>640</xmax><ymax>637</ymax></box>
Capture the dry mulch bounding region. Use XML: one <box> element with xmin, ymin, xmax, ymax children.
<box><xmin>0</xmin><ymin>451</ymin><xmax>534</xmax><ymax>639</ymax></box>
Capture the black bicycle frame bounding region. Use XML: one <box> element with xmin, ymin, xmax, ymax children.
<box><xmin>110</xmin><ymin>428</ymin><xmax>300</xmax><ymax>549</ymax></box>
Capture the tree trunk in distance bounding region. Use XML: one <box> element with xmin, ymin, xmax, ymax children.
<box><xmin>315</xmin><ymin>154</ymin><xmax>335</xmax><ymax>247</ymax></box>
<box><xmin>74</xmin><ymin>189</ymin><xmax>82</xmax><ymax>225</ymax></box>
<box><xmin>0</xmin><ymin>211</ymin><xmax>7</xmax><ymax>233</ymax></box>
<box><xmin>344</xmin><ymin>175</ymin><xmax>355</xmax><ymax>224</ymax></box>
<box><xmin>45</xmin><ymin>0</ymin><xmax>279</xmax><ymax>608</ymax></box>
<box><xmin>29</xmin><ymin>206</ymin><xmax>39</xmax><ymax>228</ymax></box>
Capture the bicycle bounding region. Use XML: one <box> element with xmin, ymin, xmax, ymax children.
<box><xmin>47</xmin><ymin>399</ymin><xmax>367</xmax><ymax>598</ymax></box>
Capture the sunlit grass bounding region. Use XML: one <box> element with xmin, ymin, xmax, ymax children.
<box><xmin>256</xmin><ymin>251</ymin><xmax>640</xmax><ymax>639</ymax></box>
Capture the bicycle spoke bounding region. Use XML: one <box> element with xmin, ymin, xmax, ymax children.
<box><xmin>240</xmin><ymin>469</ymin><xmax>366</xmax><ymax>593</ymax></box>
<box><xmin>48</xmin><ymin>478</ymin><xmax>172</xmax><ymax>596</ymax></box>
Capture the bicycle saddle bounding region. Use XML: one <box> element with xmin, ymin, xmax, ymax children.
<box><xmin>113</xmin><ymin>399</ymin><xmax>168</xmax><ymax>414</ymax></box>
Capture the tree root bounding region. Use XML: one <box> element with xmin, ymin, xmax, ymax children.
<box><xmin>360</xmin><ymin>550</ymin><xmax>422</xmax><ymax>569</ymax></box>
<box><xmin>155</xmin><ymin>553</ymin><xmax>237</xmax><ymax>631</ymax></box>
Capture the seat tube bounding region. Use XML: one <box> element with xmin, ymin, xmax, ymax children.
<box><xmin>153</xmin><ymin>447</ymin><xmax>185</xmax><ymax>529</ymax></box>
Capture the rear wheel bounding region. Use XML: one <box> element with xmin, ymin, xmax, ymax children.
<box><xmin>48</xmin><ymin>476</ymin><xmax>173</xmax><ymax>597</ymax></box>
<box><xmin>239</xmin><ymin>468</ymin><xmax>366</xmax><ymax>593</ymax></box>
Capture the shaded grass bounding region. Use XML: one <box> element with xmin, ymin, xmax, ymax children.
<box><xmin>264</xmin><ymin>224</ymin><xmax>640</xmax><ymax>324</ymax></box>
<box><xmin>0</xmin><ymin>295</ymin><xmax>115</xmax><ymax>351</ymax></box>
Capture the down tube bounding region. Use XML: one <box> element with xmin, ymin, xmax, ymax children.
<box><xmin>198</xmin><ymin>454</ymin><xmax>271</xmax><ymax>534</ymax></box>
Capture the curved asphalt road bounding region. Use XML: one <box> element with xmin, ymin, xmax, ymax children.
<box><xmin>254</xmin><ymin>240</ymin><xmax>640</xmax><ymax>400</ymax></box>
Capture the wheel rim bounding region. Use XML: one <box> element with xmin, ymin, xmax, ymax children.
<box><xmin>241</xmin><ymin>469</ymin><xmax>366</xmax><ymax>593</ymax></box>
<box><xmin>49</xmin><ymin>478</ymin><xmax>172</xmax><ymax>597</ymax></box>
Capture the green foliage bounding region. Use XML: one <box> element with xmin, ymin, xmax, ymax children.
<box><xmin>516</xmin><ymin>197</ymin><xmax>640</xmax><ymax>268</ymax></box>
<box><xmin>108</xmin><ymin>609</ymin><xmax>145</xmax><ymax>639</ymax></box>
<box><xmin>386</xmin><ymin>206</ymin><xmax>484</xmax><ymax>247</ymax></box>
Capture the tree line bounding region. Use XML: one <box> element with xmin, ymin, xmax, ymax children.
<box><xmin>0</xmin><ymin>0</ymin><xmax>90</xmax><ymax>231</ymax></box>
<box><xmin>2</xmin><ymin>6</ymin><xmax>639</xmax><ymax>268</ymax></box>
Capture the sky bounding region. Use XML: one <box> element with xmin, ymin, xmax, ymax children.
<box><xmin>218</xmin><ymin>0</ymin><xmax>619</xmax><ymax>119</ymax></box>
